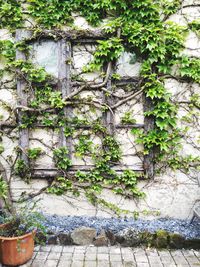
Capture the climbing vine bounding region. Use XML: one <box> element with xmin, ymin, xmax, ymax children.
<box><xmin>0</xmin><ymin>0</ymin><xmax>200</xmax><ymax>216</ymax></box>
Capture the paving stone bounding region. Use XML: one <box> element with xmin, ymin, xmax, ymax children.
<box><xmin>121</xmin><ymin>247</ymin><xmax>134</xmax><ymax>254</ymax></box>
<box><xmin>63</xmin><ymin>246</ymin><xmax>75</xmax><ymax>253</ymax></box>
<box><xmin>58</xmin><ymin>260</ymin><xmax>72</xmax><ymax>267</ymax></box>
<box><xmin>159</xmin><ymin>255</ymin><xmax>175</xmax><ymax>264</ymax></box>
<box><xmin>182</xmin><ymin>249</ymin><xmax>200</xmax><ymax>259</ymax></box>
<box><xmin>134</xmin><ymin>253</ymin><xmax>148</xmax><ymax>263</ymax></box>
<box><xmin>158</xmin><ymin>250</ymin><xmax>171</xmax><ymax>257</ymax></box>
<box><xmin>71</xmin><ymin>260</ymin><xmax>84</xmax><ymax>267</ymax></box>
<box><xmin>171</xmin><ymin>253</ymin><xmax>189</xmax><ymax>266</ymax></box>
<box><xmin>186</xmin><ymin>258</ymin><xmax>200</xmax><ymax>266</ymax></box>
<box><xmin>73</xmin><ymin>253</ymin><xmax>85</xmax><ymax>261</ymax></box>
<box><xmin>31</xmin><ymin>260</ymin><xmax>45</xmax><ymax>267</ymax></box>
<box><xmin>136</xmin><ymin>264</ymin><xmax>150</xmax><ymax>267</ymax></box>
<box><xmin>170</xmin><ymin>250</ymin><xmax>183</xmax><ymax>257</ymax></box>
<box><xmin>148</xmin><ymin>256</ymin><xmax>163</xmax><ymax>265</ymax></box>
<box><xmin>97</xmin><ymin>260</ymin><xmax>110</xmax><ymax>267</ymax></box>
<box><xmin>97</xmin><ymin>253</ymin><xmax>109</xmax><ymax>261</ymax></box>
<box><xmin>97</xmin><ymin>246</ymin><xmax>109</xmax><ymax>253</ymax></box>
<box><xmin>47</xmin><ymin>252</ymin><xmax>62</xmax><ymax>260</ymax></box>
<box><xmin>51</xmin><ymin>245</ymin><xmax>63</xmax><ymax>253</ymax></box>
<box><xmin>85</xmin><ymin>252</ymin><xmax>97</xmax><ymax>261</ymax></box>
<box><xmin>182</xmin><ymin>249</ymin><xmax>196</xmax><ymax>257</ymax></box>
<box><xmin>158</xmin><ymin>250</ymin><xmax>174</xmax><ymax>263</ymax></box>
<box><xmin>145</xmin><ymin>248</ymin><xmax>159</xmax><ymax>257</ymax></box>
<box><xmin>122</xmin><ymin>253</ymin><xmax>135</xmax><ymax>261</ymax></box>
<box><xmin>109</xmin><ymin>247</ymin><xmax>121</xmax><ymax>254</ymax></box>
<box><xmin>133</xmin><ymin>248</ymin><xmax>145</xmax><ymax>254</ymax></box>
<box><xmin>22</xmin><ymin>245</ymin><xmax>200</xmax><ymax>267</ymax></box>
<box><xmin>84</xmin><ymin>261</ymin><xmax>97</xmax><ymax>267</ymax></box>
<box><xmin>34</xmin><ymin>252</ymin><xmax>49</xmax><ymax>260</ymax></box>
<box><xmin>110</xmin><ymin>261</ymin><xmax>124</xmax><ymax>267</ymax></box>
<box><xmin>86</xmin><ymin>247</ymin><xmax>97</xmax><ymax>254</ymax></box>
<box><xmin>74</xmin><ymin>245</ymin><xmax>88</xmax><ymax>251</ymax></box>
<box><xmin>45</xmin><ymin>260</ymin><xmax>59</xmax><ymax>267</ymax></box>
<box><xmin>110</xmin><ymin>254</ymin><xmax>122</xmax><ymax>261</ymax></box>
<box><xmin>134</xmin><ymin>249</ymin><xmax>147</xmax><ymax>259</ymax></box>
<box><xmin>60</xmin><ymin>253</ymin><xmax>73</xmax><ymax>261</ymax></box>
<box><xmin>194</xmin><ymin>250</ymin><xmax>200</xmax><ymax>259</ymax></box>
<box><xmin>134</xmin><ymin>256</ymin><xmax>148</xmax><ymax>263</ymax></box>
<box><xmin>40</xmin><ymin>245</ymin><xmax>52</xmax><ymax>252</ymax></box>
<box><xmin>123</xmin><ymin>261</ymin><xmax>136</xmax><ymax>267</ymax></box>
<box><xmin>181</xmin><ymin>250</ymin><xmax>200</xmax><ymax>266</ymax></box>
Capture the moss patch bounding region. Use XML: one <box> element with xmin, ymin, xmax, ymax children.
<box><xmin>169</xmin><ymin>232</ymin><xmax>185</xmax><ymax>249</ymax></box>
<box><xmin>155</xmin><ymin>230</ymin><xmax>169</xmax><ymax>248</ymax></box>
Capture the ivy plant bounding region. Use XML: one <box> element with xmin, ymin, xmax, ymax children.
<box><xmin>0</xmin><ymin>0</ymin><xmax>200</xmax><ymax>216</ymax></box>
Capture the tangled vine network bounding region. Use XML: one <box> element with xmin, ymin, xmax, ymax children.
<box><xmin>0</xmin><ymin>0</ymin><xmax>200</xmax><ymax>216</ymax></box>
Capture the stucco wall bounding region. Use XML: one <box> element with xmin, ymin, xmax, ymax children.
<box><xmin>0</xmin><ymin>4</ymin><xmax>200</xmax><ymax>219</ymax></box>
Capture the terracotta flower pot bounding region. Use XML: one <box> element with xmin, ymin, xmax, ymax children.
<box><xmin>0</xmin><ymin>223</ymin><xmax>36</xmax><ymax>266</ymax></box>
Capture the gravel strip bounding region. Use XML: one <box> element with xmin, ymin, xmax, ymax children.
<box><xmin>43</xmin><ymin>215</ymin><xmax>200</xmax><ymax>239</ymax></box>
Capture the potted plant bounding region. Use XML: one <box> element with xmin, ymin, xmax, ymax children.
<box><xmin>0</xmin><ymin>175</ymin><xmax>46</xmax><ymax>266</ymax></box>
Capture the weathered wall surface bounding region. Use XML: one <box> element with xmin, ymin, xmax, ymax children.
<box><xmin>0</xmin><ymin>4</ymin><xmax>200</xmax><ymax>220</ymax></box>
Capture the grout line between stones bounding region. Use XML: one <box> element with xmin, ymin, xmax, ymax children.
<box><xmin>57</xmin><ymin>246</ymin><xmax>64</xmax><ymax>267</ymax></box>
<box><xmin>146</xmin><ymin>248</ymin><xmax>150</xmax><ymax>267</ymax></box>
<box><xmin>169</xmin><ymin>250</ymin><xmax>178</xmax><ymax>267</ymax></box>
<box><xmin>82</xmin><ymin>245</ymin><xmax>88</xmax><ymax>267</ymax></box>
<box><xmin>69</xmin><ymin>246</ymin><xmax>76</xmax><ymax>267</ymax></box>
<box><xmin>44</xmin><ymin>245</ymin><xmax>59</xmax><ymax>267</ymax></box>
<box><xmin>30</xmin><ymin>247</ymin><xmax>39</xmax><ymax>265</ymax></box>
<box><xmin>131</xmin><ymin>247</ymin><xmax>137</xmax><ymax>267</ymax></box>
<box><xmin>194</xmin><ymin>250</ymin><xmax>200</xmax><ymax>262</ymax></box>
<box><xmin>107</xmin><ymin>246</ymin><xmax>112</xmax><ymax>267</ymax></box>
<box><xmin>144</xmin><ymin>248</ymin><xmax>157</xmax><ymax>267</ymax></box>
<box><xmin>119</xmin><ymin>246</ymin><xmax>124</xmax><ymax>267</ymax></box>
<box><xmin>157</xmin><ymin>249</ymin><xmax>173</xmax><ymax>267</ymax></box>
<box><xmin>181</xmin><ymin>249</ymin><xmax>192</xmax><ymax>267</ymax></box>
<box><xmin>157</xmin><ymin>249</ymin><xmax>163</xmax><ymax>266</ymax></box>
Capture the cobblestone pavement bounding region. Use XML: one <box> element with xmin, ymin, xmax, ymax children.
<box><xmin>18</xmin><ymin>245</ymin><xmax>200</xmax><ymax>267</ymax></box>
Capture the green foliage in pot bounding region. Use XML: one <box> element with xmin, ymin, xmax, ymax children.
<box><xmin>0</xmin><ymin>201</ymin><xmax>46</xmax><ymax>243</ymax></box>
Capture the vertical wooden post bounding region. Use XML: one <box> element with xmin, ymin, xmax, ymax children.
<box><xmin>143</xmin><ymin>93</ymin><xmax>154</xmax><ymax>179</ymax></box>
<box><xmin>106</xmin><ymin>76</ymin><xmax>115</xmax><ymax>135</ymax></box>
<box><xmin>104</xmin><ymin>65</ymin><xmax>115</xmax><ymax>135</ymax></box>
<box><xmin>58</xmin><ymin>39</ymin><xmax>72</xmax><ymax>155</ymax></box>
<box><xmin>16</xmin><ymin>30</ymin><xmax>30</xmax><ymax>164</ymax></box>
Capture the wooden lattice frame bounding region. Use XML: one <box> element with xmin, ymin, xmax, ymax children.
<box><xmin>15</xmin><ymin>29</ymin><xmax>154</xmax><ymax>179</ymax></box>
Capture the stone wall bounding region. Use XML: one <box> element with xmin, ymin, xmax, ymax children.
<box><xmin>0</xmin><ymin>3</ymin><xmax>200</xmax><ymax>220</ymax></box>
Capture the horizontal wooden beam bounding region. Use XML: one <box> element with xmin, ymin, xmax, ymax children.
<box><xmin>21</xmin><ymin>28</ymin><xmax>106</xmax><ymax>42</ymax></box>
<box><xmin>0</xmin><ymin>123</ymin><xmax>144</xmax><ymax>129</ymax></box>
<box><xmin>31</xmin><ymin>166</ymin><xmax>144</xmax><ymax>178</ymax></box>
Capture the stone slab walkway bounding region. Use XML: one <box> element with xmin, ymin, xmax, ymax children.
<box><xmin>14</xmin><ymin>246</ymin><xmax>200</xmax><ymax>267</ymax></box>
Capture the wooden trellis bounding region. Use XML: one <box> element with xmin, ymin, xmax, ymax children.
<box><xmin>14</xmin><ymin>29</ymin><xmax>154</xmax><ymax>179</ymax></box>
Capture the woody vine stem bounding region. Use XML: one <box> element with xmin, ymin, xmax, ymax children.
<box><xmin>0</xmin><ymin>0</ymin><xmax>200</xmax><ymax>216</ymax></box>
